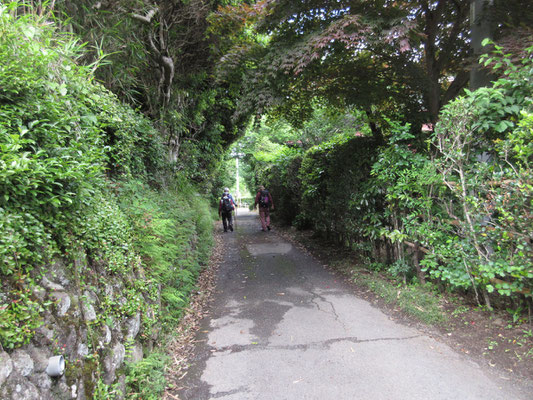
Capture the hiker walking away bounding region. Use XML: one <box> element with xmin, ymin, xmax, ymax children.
<box><xmin>219</xmin><ymin>189</ymin><xmax>236</xmax><ymax>232</ymax></box>
<box><xmin>254</xmin><ymin>185</ymin><xmax>274</xmax><ymax>231</ymax></box>
<box><xmin>224</xmin><ymin>187</ymin><xmax>236</xmax><ymax>207</ymax></box>
<box><xmin>224</xmin><ymin>187</ymin><xmax>238</xmax><ymax>227</ymax></box>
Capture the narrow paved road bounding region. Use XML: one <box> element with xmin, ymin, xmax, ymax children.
<box><xmin>177</xmin><ymin>209</ymin><xmax>530</xmax><ymax>400</ymax></box>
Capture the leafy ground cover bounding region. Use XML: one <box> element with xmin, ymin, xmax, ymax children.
<box><xmin>162</xmin><ymin>230</ymin><xmax>223</xmax><ymax>400</ymax></box>
<box><xmin>275</xmin><ymin>225</ymin><xmax>533</xmax><ymax>382</ymax></box>
<box><xmin>115</xmin><ymin>180</ymin><xmax>215</xmax><ymax>400</ymax></box>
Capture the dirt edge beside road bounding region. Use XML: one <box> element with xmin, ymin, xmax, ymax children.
<box><xmin>163</xmin><ymin>232</ymin><xmax>223</xmax><ymax>399</ymax></box>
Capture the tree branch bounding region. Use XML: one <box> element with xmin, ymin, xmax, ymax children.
<box><xmin>148</xmin><ymin>33</ymin><xmax>161</xmax><ymax>58</ymax></box>
<box><xmin>436</xmin><ymin>2</ymin><xmax>469</xmax><ymax>72</ymax></box>
<box><xmin>132</xmin><ymin>8</ymin><xmax>157</xmax><ymax>24</ymax></box>
<box><xmin>442</xmin><ymin>70</ymin><xmax>470</xmax><ymax>105</ymax></box>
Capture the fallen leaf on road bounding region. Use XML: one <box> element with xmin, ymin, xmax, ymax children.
<box><xmin>277</xmin><ymin>293</ymin><xmax>285</xmax><ymax>296</ymax></box>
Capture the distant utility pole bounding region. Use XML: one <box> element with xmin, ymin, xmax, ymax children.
<box><xmin>231</xmin><ymin>146</ymin><xmax>245</xmax><ymax>206</ymax></box>
<box><xmin>470</xmin><ymin>0</ymin><xmax>494</xmax><ymax>89</ymax></box>
<box><xmin>236</xmin><ymin>156</ymin><xmax>240</xmax><ymax>206</ymax></box>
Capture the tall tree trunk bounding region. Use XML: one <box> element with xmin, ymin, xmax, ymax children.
<box><xmin>470</xmin><ymin>0</ymin><xmax>494</xmax><ymax>90</ymax></box>
<box><xmin>365</xmin><ymin>110</ymin><xmax>383</xmax><ymax>144</ymax></box>
<box><xmin>413</xmin><ymin>243</ymin><xmax>426</xmax><ymax>284</ymax></box>
<box><xmin>423</xmin><ymin>3</ymin><xmax>443</xmax><ymax>123</ymax></box>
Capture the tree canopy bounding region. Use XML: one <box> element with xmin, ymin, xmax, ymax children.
<box><xmin>212</xmin><ymin>0</ymin><xmax>532</xmax><ymax>140</ymax></box>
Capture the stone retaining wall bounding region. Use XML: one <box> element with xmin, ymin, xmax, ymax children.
<box><xmin>0</xmin><ymin>255</ymin><xmax>155</xmax><ymax>399</ymax></box>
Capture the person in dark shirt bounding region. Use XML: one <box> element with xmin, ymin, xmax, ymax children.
<box><xmin>223</xmin><ymin>187</ymin><xmax>236</xmax><ymax>205</ymax></box>
<box><xmin>219</xmin><ymin>189</ymin><xmax>236</xmax><ymax>232</ymax></box>
<box><xmin>254</xmin><ymin>185</ymin><xmax>274</xmax><ymax>231</ymax></box>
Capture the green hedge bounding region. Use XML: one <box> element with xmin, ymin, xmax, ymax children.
<box><xmin>255</xmin><ymin>46</ymin><xmax>533</xmax><ymax>305</ymax></box>
<box><xmin>300</xmin><ymin>135</ymin><xmax>380</xmax><ymax>242</ymax></box>
<box><xmin>0</xmin><ymin>6</ymin><xmax>165</xmax><ymax>277</ymax></box>
<box><xmin>255</xmin><ymin>147</ymin><xmax>305</xmax><ymax>225</ymax></box>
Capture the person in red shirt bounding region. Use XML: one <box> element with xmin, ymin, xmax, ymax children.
<box><xmin>254</xmin><ymin>185</ymin><xmax>274</xmax><ymax>231</ymax></box>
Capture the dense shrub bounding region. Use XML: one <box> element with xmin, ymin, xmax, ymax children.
<box><xmin>256</xmin><ymin>46</ymin><xmax>532</xmax><ymax>306</ymax></box>
<box><xmin>299</xmin><ymin>135</ymin><xmax>380</xmax><ymax>242</ymax></box>
<box><xmin>0</xmin><ymin>6</ymin><xmax>165</xmax><ymax>277</ymax></box>
<box><xmin>0</xmin><ymin>8</ymin><xmax>214</xmax><ymax>399</ymax></box>
<box><xmin>117</xmin><ymin>180</ymin><xmax>214</xmax><ymax>327</ymax></box>
<box><xmin>255</xmin><ymin>147</ymin><xmax>304</xmax><ymax>226</ymax></box>
<box><xmin>426</xmin><ymin>56</ymin><xmax>533</xmax><ymax>301</ymax></box>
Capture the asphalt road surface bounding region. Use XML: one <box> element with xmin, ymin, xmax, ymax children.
<box><xmin>177</xmin><ymin>208</ymin><xmax>531</xmax><ymax>400</ymax></box>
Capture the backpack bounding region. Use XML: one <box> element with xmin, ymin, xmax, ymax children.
<box><xmin>221</xmin><ymin>195</ymin><xmax>233</xmax><ymax>212</ymax></box>
<box><xmin>258</xmin><ymin>190</ymin><xmax>270</xmax><ymax>208</ymax></box>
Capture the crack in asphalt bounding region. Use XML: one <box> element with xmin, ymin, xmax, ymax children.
<box><xmin>211</xmin><ymin>385</ymin><xmax>250</xmax><ymax>398</ymax></box>
<box><xmin>308</xmin><ymin>289</ymin><xmax>349</xmax><ymax>332</ymax></box>
<box><xmin>210</xmin><ymin>335</ymin><xmax>422</xmax><ymax>355</ymax></box>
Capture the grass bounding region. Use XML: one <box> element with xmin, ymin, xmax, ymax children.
<box><xmin>125</xmin><ymin>352</ymin><xmax>170</xmax><ymax>400</ymax></box>
<box><xmin>348</xmin><ymin>264</ymin><xmax>447</xmax><ymax>326</ymax></box>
